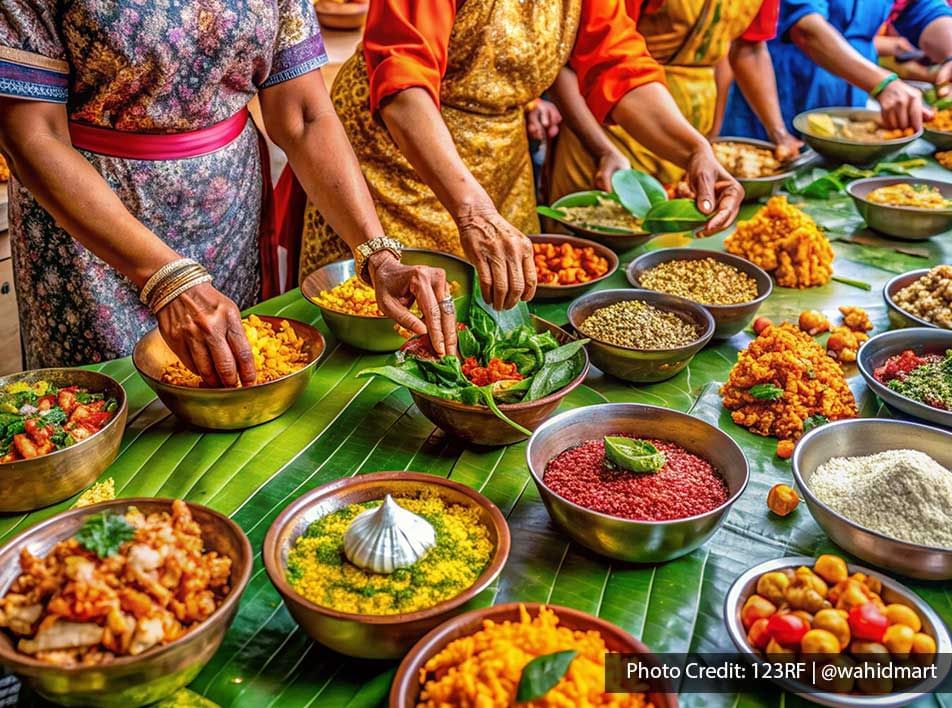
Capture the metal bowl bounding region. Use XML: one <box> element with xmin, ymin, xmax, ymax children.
<box><xmin>0</xmin><ymin>369</ymin><xmax>127</xmax><ymax>512</ymax></box>
<box><xmin>794</xmin><ymin>108</ymin><xmax>922</xmax><ymax>165</ymax></box>
<box><xmin>547</xmin><ymin>191</ymin><xmax>654</xmax><ymax>252</ymax></box>
<box><xmin>857</xmin><ymin>328</ymin><xmax>952</xmax><ymax>428</ymax></box>
<box><xmin>133</xmin><ymin>316</ymin><xmax>325</xmax><ymax>430</ymax></box>
<box><xmin>528</xmin><ymin>234</ymin><xmax>619</xmax><ymax>301</ymax></box>
<box><xmin>712</xmin><ymin>137</ymin><xmax>815</xmax><ymax>201</ymax></box>
<box><xmin>410</xmin><ymin>317</ymin><xmax>589</xmax><ymax>446</ymax></box>
<box><xmin>525</xmin><ymin>403</ymin><xmax>748</xmax><ymax>563</ymax></box>
<box><xmin>792</xmin><ymin>418</ymin><xmax>952</xmax><ymax>579</ymax></box>
<box><xmin>314</xmin><ymin>0</ymin><xmax>367</xmax><ymax>29</ymax></box>
<box><xmin>626</xmin><ymin>248</ymin><xmax>773</xmax><ymax>339</ymax></box>
<box><xmin>567</xmin><ymin>289</ymin><xmax>715</xmax><ymax>383</ymax></box>
<box><xmin>846</xmin><ymin>177</ymin><xmax>952</xmax><ymax>239</ymax></box>
<box><xmin>301</xmin><ymin>249</ymin><xmax>474</xmax><ymax>352</ymax></box>
<box><xmin>262</xmin><ymin>471</ymin><xmax>510</xmax><ymax>660</ymax></box>
<box><xmin>389</xmin><ymin>602</ymin><xmax>679</xmax><ymax>708</ymax></box>
<box><xmin>882</xmin><ymin>268</ymin><xmax>945</xmax><ymax>329</ymax></box>
<box><xmin>0</xmin><ymin>498</ymin><xmax>252</xmax><ymax>707</ymax></box>
<box><xmin>923</xmin><ymin>126</ymin><xmax>952</xmax><ymax>150</ymax></box>
<box><xmin>725</xmin><ymin>556</ymin><xmax>952</xmax><ymax>707</ymax></box>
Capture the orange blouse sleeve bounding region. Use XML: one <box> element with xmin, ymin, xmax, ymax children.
<box><xmin>363</xmin><ymin>0</ymin><xmax>457</xmax><ymax>114</ymax></box>
<box><xmin>569</xmin><ymin>0</ymin><xmax>667</xmax><ymax>125</ymax></box>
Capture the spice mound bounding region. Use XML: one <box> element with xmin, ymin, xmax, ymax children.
<box><xmin>893</xmin><ymin>265</ymin><xmax>952</xmax><ymax>329</ymax></box>
<box><xmin>579</xmin><ymin>300</ymin><xmax>700</xmax><ymax>349</ymax></box>
<box><xmin>720</xmin><ymin>323</ymin><xmax>857</xmax><ymax>457</ymax></box>
<box><xmin>560</xmin><ymin>196</ymin><xmax>643</xmax><ymax>232</ymax></box>
<box><xmin>874</xmin><ymin>348</ymin><xmax>951</xmax><ymax>411</ymax></box>
<box><xmin>161</xmin><ymin>315</ymin><xmax>309</xmax><ymax>387</ymax></box>
<box><xmin>867</xmin><ymin>183</ymin><xmax>952</xmax><ymax>210</ymax></box>
<box><xmin>724</xmin><ymin>197</ymin><xmax>834</xmax><ymax>288</ymax></box>
<box><xmin>285</xmin><ymin>494</ymin><xmax>493</xmax><ymax>615</ymax></box>
<box><xmin>416</xmin><ymin>604</ymin><xmax>651</xmax><ymax>708</ymax></box>
<box><xmin>543</xmin><ymin>435</ymin><xmax>728</xmax><ymax>521</ymax></box>
<box><xmin>637</xmin><ymin>256</ymin><xmax>759</xmax><ymax>305</ymax></box>
<box><xmin>713</xmin><ymin>141</ymin><xmax>782</xmax><ymax>178</ymax></box>
<box><xmin>533</xmin><ymin>241</ymin><xmax>610</xmax><ymax>286</ymax></box>
<box><xmin>809</xmin><ymin>450</ymin><xmax>952</xmax><ymax>549</ymax></box>
<box><xmin>0</xmin><ymin>500</ymin><xmax>232</xmax><ymax>666</ymax></box>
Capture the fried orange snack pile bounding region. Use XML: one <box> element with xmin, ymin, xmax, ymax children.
<box><xmin>724</xmin><ymin>196</ymin><xmax>834</xmax><ymax>288</ymax></box>
<box><xmin>532</xmin><ymin>241</ymin><xmax>610</xmax><ymax>286</ymax></box>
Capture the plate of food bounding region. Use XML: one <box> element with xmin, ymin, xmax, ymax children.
<box><xmin>883</xmin><ymin>265</ymin><xmax>951</xmax><ymax>329</ymax></box>
<box><xmin>794</xmin><ymin>107</ymin><xmax>921</xmax><ymax>165</ymax></box>
<box><xmin>713</xmin><ymin>137</ymin><xmax>816</xmax><ymax>201</ymax></box>
<box><xmin>846</xmin><ymin>176</ymin><xmax>952</xmax><ymax>239</ymax></box>
<box><xmin>527</xmin><ymin>233</ymin><xmax>619</xmax><ymax>300</ymax></box>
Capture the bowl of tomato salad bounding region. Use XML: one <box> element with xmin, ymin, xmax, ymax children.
<box><xmin>0</xmin><ymin>369</ymin><xmax>127</xmax><ymax>512</ymax></box>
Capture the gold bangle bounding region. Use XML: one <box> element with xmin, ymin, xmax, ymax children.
<box><xmin>150</xmin><ymin>273</ymin><xmax>214</xmax><ymax>314</ymax></box>
<box><xmin>146</xmin><ymin>264</ymin><xmax>208</xmax><ymax>312</ymax></box>
<box><xmin>140</xmin><ymin>258</ymin><xmax>198</xmax><ymax>305</ymax></box>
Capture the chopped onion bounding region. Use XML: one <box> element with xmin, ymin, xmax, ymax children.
<box><xmin>19</xmin><ymin>404</ymin><xmax>37</xmax><ymax>415</ymax></box>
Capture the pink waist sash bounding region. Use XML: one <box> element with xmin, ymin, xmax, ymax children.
<box><xmin>69</xmin><ymin>109</ymin><xmax>249</xmax><ymax>160</ymax></box>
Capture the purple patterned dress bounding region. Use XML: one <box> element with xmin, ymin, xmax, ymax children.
<box><xmin>0</xmin><ymin>0</ymin><xmax>328</xmax><ymax>367</ymax></box>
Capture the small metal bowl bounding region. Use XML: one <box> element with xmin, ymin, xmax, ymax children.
<box><xmin>792</xmin><ymin>418</ymin><xmax>952</xmax><ymax>579</ymax></box>
<box><xmin>626</xmin><ymin>248</ymin><xmax>773</xmax><ymax>339</ymax></box>
<box><xmin>0</xmin><ymin>498</ymin><xmax>252</xmax><ymax>707</ymax></box>
<box><xmin>794</xmin><ymin>107</ymin><xmax>922</xmax><ymax>165</ymax></box>
<box><xmin>314</xmin><ymin>0</ymin><xmax>367</xmax><ymax>29</ymax></box>
<box><xmin>133</xmin><ymin>316</ymin><xmax>325</xmax><ymax>430</ymax></box>
<box><xmin>525</xmin><ymin>403</ymin><xmax>749</xmax><ymax>563</ymax></box>
<box><xmin>528</xmin><ymin>233</ymin><xmax>619</xmax><ymax>301</ymax></box>
<box><xmin>857</xmin><ymin>328</ymin><xmax>952</xmax><ymax>428</ymax></box>
<box><xmin>846</xmin><ymin>177</ymin><xmax>952</xmax><ymax>240</ymax></box>
<box><xmin>567</xmin><ymin>289</ymin><xmax>715</xmax><ymax>383</ymax></box>
<box><xmin>882</xmin><ymin>268</ymin><xmax>944</xmax><ymax>329</ymax></box>
<box><xmin>923</xmin><ymin>126</ymin><xmax>952</xmax><ymax>150</ymax></box>
<box><xmin>263</xmin><ymin>471</ymin><xmax>510</xmax><ymax>660</ymax></box>
<box><xmin>301</xmin><ymin>249</ymin><xmax>474</xmax><ymax>352</ymax></box>
<box><xmin>725</xmin><ymin>556</ymin><xmax>952</xmax><ymax>707</ymax></box>
<box><xmin>712</xmin><ymin>137</ymin><xmax>813</xmax><ymax>201</ymax></box>
<box><xmin>547</xmin><ymin>191</ymin><xmax>653</xmax><ymax>252</ymax></box>
<box><xmin>389</xmin><ymin>602</ymin><xmax>679</xmax><ymax>708</ymax></box>
<box><xmin>410</xmin><ymin>317</ymin><xmax>589</xmax><ymax>446</ymax></box>
<box><xmin>0</xmin><ymin>369</ymin><xmax>127</xmax><ymax>512</ymax></box>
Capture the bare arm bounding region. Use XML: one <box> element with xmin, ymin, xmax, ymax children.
<box><xmin>918</xmin><ymin>16</ymin><xmax>952</xmax><ymax>63</ymax></box>
<box><xmin>710</xmin><ymin>56</ymin><xmax>732</xmax><ymax>139</ymax></box>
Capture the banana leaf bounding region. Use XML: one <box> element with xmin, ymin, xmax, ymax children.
<box><xmin>643</xmin><ymin>198</ymin><xmax>708</xmax><ymax>233</ymax></box>
<box><xmin>611</xmin><ymin>169</ymin><xmax>667</xmax><ymax>218</ymax></box>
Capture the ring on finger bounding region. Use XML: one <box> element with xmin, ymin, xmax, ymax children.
<box><xmin>438</xmin><ymin>296</ymin><xmax>455</xmax><ymax>314</ymax></box>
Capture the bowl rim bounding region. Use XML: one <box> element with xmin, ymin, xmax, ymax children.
<box><xmin>723</xmin><ymin>554</ymin><xmax>952</xmax><ymax>705</ymax></box>
<box><xmin>710</xmin><ymin>136</ymin><xmax>804</xmax><ymax>182</ymax></box>
<box><xmin>525</xmin><ymin>402</ymin><xmax>750</xmax><ymax>527</ymax></box>
<box><xmin>0</xmin><ymin>367</ymin><xmax>128</xmax><ymax>468</ymax></box>
<box><xmin>924</xmin><ymin>124</ymin><xmax>952</xmax><ymax>137</ymax></box>
<box><xmin>132</xmin><ymin>315</ymin><xmax>326</xmax><ymax>393</ymax></box>
<box><xmin>567</xmin><ymin>288</ymin><xmax>717</xmax><ymax>353</ymax></box>
<box><xmin>0</xmin><ymin>497</ymin><xmax>253</xmax><ymax>671</ymax></box>
<box><xmin>846</xmin><ymin>176</ymin><xmax>952</xmax><ymax>215</ymax></box>
<box><xmin>792</xmin><ymin>417</ymin><xmax>952</xmax><ymax>555</ymax></box>
<box><xmin>314</xmin><ymin>0</ymin><xmax>368</xmax><ymax>14</ymax></box>
<box><xmin>262</xmin><ymin>471</ymin><xmax>511</xmax><ymax>625</ymax></box>
<box><xmin>882</xmin><ymin>268</ymin><xmax>942</xmax><ymax>329</ymax></box>
<box><xmin>300</xmin><ymin>249</ymin><xmax>475</xmax><ymax>321</ymax></box>
<box><xmin>548</xmin><ymin>190</ymin><xmax>649</xmax><ymax>237</ymax></box>
<box><xmin>625</xmin><ymin>248</ymin><xmax>774</xmax><ymax>310</ymax></box>
<box><xmin>527</xmin><ymin>233</ymin><xmax>620</xmax><ymax>291</ymax></box>
<box><xmin>793</xmin><ymin>107</ymin><xmax>924</xmax><ymax>146</ymax></box>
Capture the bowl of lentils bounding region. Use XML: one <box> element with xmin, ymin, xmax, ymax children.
<box><xmin>567</xmin><ymin>289</ymin><xmax>715</xmax><ymax>383</ymax></box>
<box><xmin>883</xmin><ymin>265</ymin><xmax>952</xmax><ymax>330</ymax></box>
<box><xmin>626</xmin><ymin>248</ymin><xmax>772</xmax><ymax>339</ymax></box>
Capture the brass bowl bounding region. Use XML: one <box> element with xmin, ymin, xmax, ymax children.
<box><xmin>526</xmin><ymin>403</ymin><xmax>748</xmax><ymax>563</ymax></box>
<box><xmin>626</xmin><ymin>248</ymin><xmax>773</xmax><ymax>339</ymax></box>
<box><xmin>846</xmin><ymin>176</ymin><xmax>952</xmax><ymax>240</ymax></box>
<box><xmin>410</xmin><ymin>317</ymin><xmax>590</xmax><ymax>446</ymax></box>
<box><xmin>132</xmin><ymin>316</ymin><xmax>325</xmax><ymax>430</ymax></box>
<box><xmin>712</xmin><ymin>137</ymin><xmax>815</xmax><ymax>202</ymax></box>
<box><xmin>527</xmin><ymin>234</ymin><xmax>619</xmax><ymax>301</ymax></box>
<box><xmin>0</xmin><ymin>498</ymin><xmax>252</xmax><ymax>707</ymax></box>
<box><xmin>0</xmin><ymin>369</ymin><xmax>127</xmax><ymax>512</ymax></box>
<box><xmin>262</xmin><ymin>471</ymin><xmax>510</xmax><ymax>659</ymax></box>
<box><xmin>314</xmin><ymin>0</ymin><xmax>368</xmax><ymax>29</ymax></box>
<box><xmin>882</xmin><ymin>268</ymin><xmax>943</xmax><ymax>329</ymax></box>
<box><xmin>793</xmin><ymin>107</ymin><xmax>922</xmax><ymax>165</ymax></box>
<box><xmin>547</xmin><ymin>191</ymin><xmax>653</xmax><ymax>251</ymax></box>
<box><xmin>389</xmin><ymin>602</ymin><xmax>679</xmax><ymax>708</ymax></box>
<box><xmin>301</xmin><ymin>249</ymin><xmax>474</xmax><ymax>352</ymax></box>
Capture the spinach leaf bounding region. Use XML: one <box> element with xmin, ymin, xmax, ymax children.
<box><xmin>516</xmin><ymin>650</ymin><xmax>578</xmax><ymax>703</ymax></box>
<box><xmin>542</xmin><ymin>340</ymin><xmax>589</xmax><ymax>365</ymax></box>
<box><xmin>473</xmin><ymin>287</ymin><xmax>532</xmax><ymax>334</ymax></box>
<box><xmin>643</xmin><ymin>199</ymin><xmax>708</xmax><ymax>233</ymax></box>
<box><xmin>416</xmin><ymin>356</ymin><xmax>468</xmax><ymax>389</ymax></box>
<box><xmin>536</xmin><ymin>205</ymin><xmax>570</xmax><ymax>221</ymax></box>
<box><xmin>525</xmin><ymin>358</ymin><xmax>578</xmax><ymax>401</ymax></box>
<box><xmin>490</xmin><ymin>378</ymin><xmax>531</xmax><ymax>403</ymax></box>
<box><xmin>41</xmin><ymin>408</ymin><xmax>67</xmax><ymax>426</ymax></box>
<box><xmin>611</xmin><ymin>169</ymin><xmax>666</xmax><ymax>218</ymax></box>
<box><xmin>457</xmin><ymin>326</ymin><xmax>480</xmax><ymax>359</ymax></box>
<box><xmin>459</xmin><ymin>385</ymin><xmax>532</xmax><ymax>435</ymax></box>
<box><xmin>356</xmin><ymin>363</ymin><xmax>463</xmax><ymax>401</ymax></box>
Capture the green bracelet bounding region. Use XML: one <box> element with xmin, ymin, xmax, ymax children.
<box><xmin>871</xmin><ymin>72</ymin><xmax>899</xmax><ymax>98</ymax></box>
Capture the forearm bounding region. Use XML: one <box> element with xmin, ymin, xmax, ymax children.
<box><xmin>789</xmin><ymin>13</ymin><xmax>889</xmax><ymax>93</ymax></box>
<box><xmin>710</xmin><ymin>57</ymin><xmax>732</xmax><ymax>138</ymax></box>
<box><xmin>730</xmin><ymin>40</ymin><xmax>791</xmax><ymax>141</ymax></box>
<box><xmin>610</xmin><ymin>83</ymin><xmax>709</xmax><ymax>167</ymax></box>
<box><xmin>919</xmin><ymin>16</ymin><xmax>952</xmax><ymax>63</ymax></box>
<box><xmin>549</xmin><ymin>67</ymin><xmax>619</xmax><ymax>158</ymax></box>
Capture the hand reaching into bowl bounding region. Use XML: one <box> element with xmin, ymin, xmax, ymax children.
<box><xmin>681</xmin><ymin>146</ymin><xmax>744</xmax><ymax>236</ymax></box>
<box><xmin>878</xmin><ymin>79</ymin><xmax>932</xmax><ymax>131</ymax></box>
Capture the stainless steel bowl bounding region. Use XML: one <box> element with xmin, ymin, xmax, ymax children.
<box><xmin>567</xmin><ymin>289</ymin><xmax>715</xmax><ymax>383</ymax></box>
<box><xmin>857</xmin><ymin>328</ymin><xmax>952</xmax><ymax>428</ymax></box>
<box><xmin>263</xmin><ymin>472</ymin><xmax>510</xmax><ymax>659</ymax></box>
<box><xmin>882</xmin><ymin>268</ymin><xmax>944</xmax><ymax>329</ymax></box>
<box><xmin>626</xmin><ymin>248</ymin><xmax>773</xmax><ymax>339</ymax></box>
<box><xmin>525</xmin><ymin>403</ymin><xmax>749</xmax><ymax>563</ymax></box>
<box><xmin>924</xmin><ymin>127</ymin><xmax>952</xmax><ymax>150</ymax></box>
<box><xmin>300</xmin><ymin>249</ymin><xmax>474</xmax><ymax>352</ymax></box>
<box><xmin>547</xmin><ymin>191</ymin><xmax>654</xmax><ymax>252</ymax></box>
<box><xmin>528</xmin><ymin>234</ymin><xmax>619</xmax><ymax>301</ymax></box>
<box><xmin>0</xmin><ymin>498</ymin><xmax>252</xmax><ymax>707</ymax></box>
<box><xmin>846</xmin><ymin>177</ymin><xmax>952</xmax><ymax>240</ymax></box>
<box><xmin>792</xmin><ymin>418</ymin><xmax>952</xmax><ymax>579</ymax></box>
<box><xmin>713</xmin><ymin>137</ymin><xmax>815</xmax><ymax>201</ymax></box>
<box><xmin>725</xmin><ymin>556</ymin><xmax>951</xmax><ymax>707</ymax></box>
<box><xmin>133</xmin><ymin>316</ymin><xmax>325</xmax><ymax>430</ymax></box>
<box><xmin>794</xmin><ymin>108</ymin><xmax>922</xmax><ymax>165</ymax></box>
<box><xmin>0</xmin><ymin>369</ymin><xmax>127</xmax><ymax>512</ymax></box>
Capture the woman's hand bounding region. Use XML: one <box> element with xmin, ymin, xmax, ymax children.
<box><xmin>368</xmin><ymin>251</ymin><xmax>458</xmax><ymax>357</ymax></box>
<box><xmin>456</xmin><ymin>203</ymin><xmax>537</xmax><ymax>311</ymax></box>
<box><xmin>526</xmin><ymin>100</ymin><xmax>562</xmax><ymax>142</ymax></box>
<box><xmin>772</xmin><ymin>132</ymin><xmax>804</xmax><ymax>162</ymax></box>
<box><xmin>878</xmin><ymin>79</ymin><xmax>932</xmax><ymax>131</ymax></box>
<box><xmin>594</xmin><ymin>149</ymin><xmax>630</xmax><ymax>192</ymax></box>
<box><xmin>681</xmin><ymin>146</ymin><xmax>744</xmax><ymax>236</ymax></box>
<box><xmin>156</xmin><ymin>282</ymin><xmax>257</xmax><ymax>388</ymax></box>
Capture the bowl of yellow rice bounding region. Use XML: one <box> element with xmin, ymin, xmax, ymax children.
<box><xmin>846</xmin><ymin>176</ymin><xmax>952</xmax><ymax>240</ymax></box>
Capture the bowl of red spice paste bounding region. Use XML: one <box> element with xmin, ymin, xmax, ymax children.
<box><xmin>526</xmin><ymin>403</ymin><xmax>748</xmax><ymax>563</ymax></box>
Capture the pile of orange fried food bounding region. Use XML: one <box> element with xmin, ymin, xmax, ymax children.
<box><xmin>532</xmin><ymin>241</ymin><xmax>610</xmax><ymax>286</ymax></box>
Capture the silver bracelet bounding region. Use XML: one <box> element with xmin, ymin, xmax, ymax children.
<box><xmin>150</xmin><ymin>273</ymin><xmax>213</xmax><ymax>314</ymax></box>
<box><xmin>140</xmin><ymin>258</ymin><xmax>199</xmax><ymax>306</ymax></box>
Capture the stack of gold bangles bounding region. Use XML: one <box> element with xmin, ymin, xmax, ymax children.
<box><xmin>139</xmin><ymin>258</ymin><xmax>213</xmax><ymax>314</ymax></box>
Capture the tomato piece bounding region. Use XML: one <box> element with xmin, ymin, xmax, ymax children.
<box><xmin>766</xmin><ymin>612</ymin><xmax>810</xmax><ymax>646</ymax></box>
<box><xmin>82</xmin><ymin>411</ymin><xmax>113</xmax><ymax>431</ymax></box>
<box><xmin>57</xmin><ymin>389</ymin><xmax>78</xmax><ymax>413</ymax></box>
<box><xmin>36</xmin><ymin>396</ymin><xmax>54</xmax><ymax>412</ymax></box>
<box><xmin>848</xmin><ymin>602</ymin><xmax>889</xmax><ymax>642</ymax></box>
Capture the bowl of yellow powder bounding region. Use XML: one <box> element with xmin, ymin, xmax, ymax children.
<box><xmin>263</xmin><ymin>471</ymin><xmax>510</xmax><ymax>659</ymax></box>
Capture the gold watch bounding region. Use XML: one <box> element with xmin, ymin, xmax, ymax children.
<box><xmin>355</xmin><ymin>236</ymin><xmax>404</xmax><ymax>285</ymax></box>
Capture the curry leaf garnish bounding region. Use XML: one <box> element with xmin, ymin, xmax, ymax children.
<box><xmin>75</xmin><ymin>512</ymin><xmax>135</xmax><ymax>558</ymax></box>
<box><xmin>516</xmin><ymin>650</ymin><xmax>578</xmax><ymax>703</ymax></box>
<box><xmin>803</xmin><ymin>414</ymin><xmax>830</xmax><ymax>433</ymax></box>
<box><xmin>748</xmin><ymin>383</ymin><xmax>784</xmax><ymax>401</ymax></box>
<box><xmin>604</xmin><ymin>437</ymin><xmax>666</xmax><ymax>473</ymax></box>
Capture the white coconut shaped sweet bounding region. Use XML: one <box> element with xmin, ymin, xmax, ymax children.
<box><xmin>343</xmin><ymin>494</ymin><xmax>436</xmax><ymax>574</ymax></box>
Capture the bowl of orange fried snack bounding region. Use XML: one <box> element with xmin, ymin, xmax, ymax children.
<box><xmin>527</xmin><ymin>234</ymin><xmax>619</xmax><ymax>301</ymax></box>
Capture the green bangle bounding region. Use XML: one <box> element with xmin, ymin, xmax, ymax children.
<box><xmin>871</xmin><ymin>73</ymin><xmax>899</xmax><ymax>98</ymax></box>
